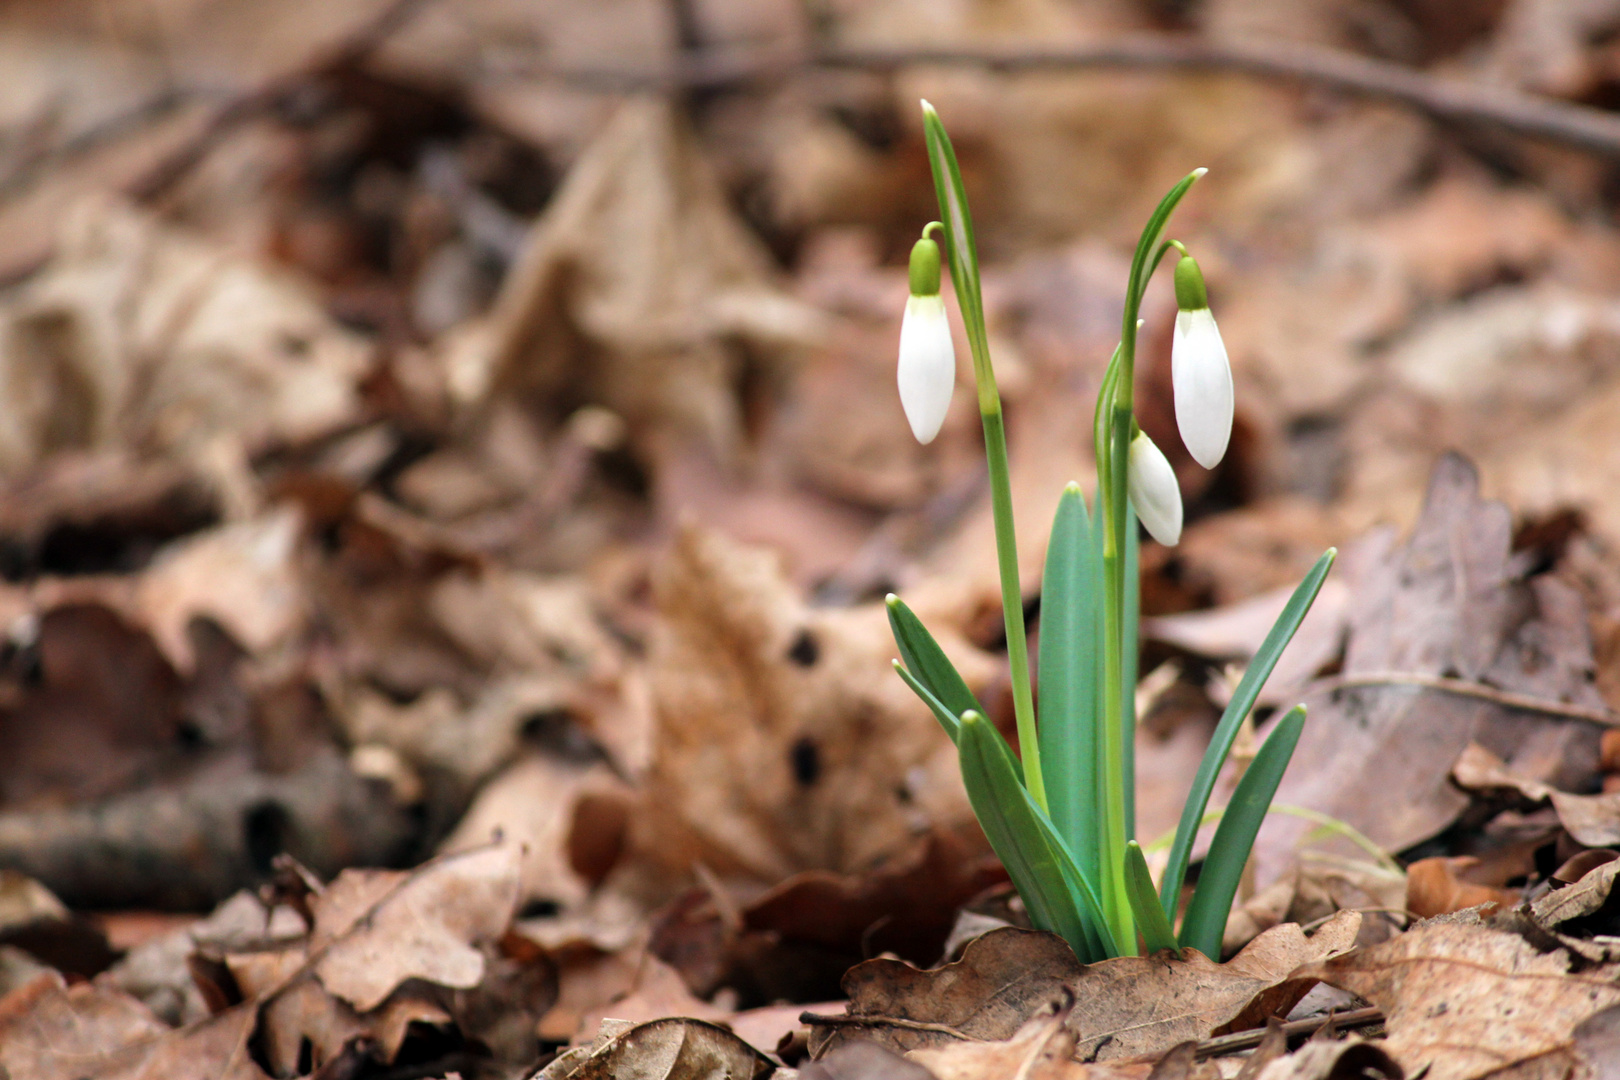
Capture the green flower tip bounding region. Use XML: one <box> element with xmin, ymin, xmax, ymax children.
<box><xmin>909</xmin><ymin>233</ymin><xmax>943</xmax><ymax>296</ymax></box>
<box><xmin>1193</xmin><ymin>166</ymin><xmax>1209</xmax><ymax>178</ymax></box>
<box><xmin>921</xmin><ymin>98</ymin><xmax>937</xmax><ymax>117</ymax></box>
<box><xmin>885</xmin><ymin>593</ymin><xmax>901</xmax><ymax>607</ymax></box>
<box><xmin>1064</xmin><ymin>480</ymin><xmax>1083</xmax><ymax>495</ymax></box>
<box><xmin>960</xmin><ymin>709</ymin><xmax>984</xmax><ymax>725</ymax></box>
<box><xmin>1173</xmin><ymin>254</ymin><xmax>1209</xmax><ymax>312</ymax></box>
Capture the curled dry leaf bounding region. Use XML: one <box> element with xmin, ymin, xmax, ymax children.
<box><xmin>538</xmin><ymin>1016</ymin><xmax>775</xmax><ymax>1080</ymax></box>
<box><xmin>812</xmin><ymin>914</ymin><xmax>1361</xmax><ymax>1063</ymax></box>
<box><xmin>437</xmin><ymin>96</ymin><xmax>822</xmax><ymax>460</ymax></box>
<box><xmin>1453</xmin><ymin>741</ymin><xmax>1620</xmax><ymax>849</ymax></box>
<box><xmin>311</xmin><ymin>839</ymin><xmax>522</xmax><ymax>1012</ymax></box>
<box><xmin>1297</xmin><ymin>914</ymin><xmax>1620</xmax><ymax>1080</ymax></box>
<box><xmin>1406</xmin><ymin>857</ymin><xmax>1521</xmax><ymax>919</ymax></box>
<box><xmin>0</xmin><ymin>198</ymin><xmax>369</xmax><ymax>483</ymax></box>
<box><xmin>905</xmin><ymin>1009</ymin><xmax>1168</xmax><ymax>1080</ymax></box>
<box><xmin>1251</xmin><ymin>1039</ymin><xmax>1403</xmax><ymax>1080</ymax></box>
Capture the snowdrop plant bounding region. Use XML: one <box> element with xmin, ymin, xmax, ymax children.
<box><xmin>887</xmin><ymin>103</ymin><xmax>1334</xmax><ymax>962</ymax></box>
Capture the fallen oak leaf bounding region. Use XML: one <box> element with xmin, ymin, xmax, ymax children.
<box><xmin>809</xmin><ymin>914</ymin><xmax>1361</xmax><ymax>1063</ymax></box>
<box><xmin>537</xmin><ymin>1016</ymin><xmax>775</xmax><ymax>1080</ymax></box>
<box><xmin>0</xmin><ymin>974</ymin><xmax>168</xmax><ymax>1080</ymax></box>
<box><xmin>308</xmin><ymin>838</ymin><xmax>522</xmax><ymax>1012</ymax></box>
<box><xmin>906</xmin><ymin>1008</ymin><xmax>1168</xmax><ymax>1080</ymax></box>
<box><xmin>1296</xmin><ymin>914</ymin><xmax>1620</xmax><ymax>1080</ymax></box>
<box><xmin>1453</xmin><ymin>741</ymin><xmax>1620</xmax><ymax>849</ymax></box>
<box><xmin>802</xmin><ymin>1041</ymin><xmax>939</xmax><ymax>1080</ymax></box>
<box><xmin>1067</xmin><ymin>912</ymin><xmax>1362</xmax><ymax>1060</ymax></box>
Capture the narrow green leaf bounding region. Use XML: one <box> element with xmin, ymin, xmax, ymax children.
<box><xmin>1126</xmin><ymin>170</ymin><xmax>1206</xmax><ymax>322</ymax></box>
<box><xmin>892</xmin><ymin>660</ymin><xmax>960</xmax><ymax>743</ymax></box>
<box><xmin>920</xmin><ymin>104</ymin><xmax>986</xmax><ymax>361</ymax></box>
<box><xmin>1018</xmin><ymin>783</ymin><xmax>1119</xmax><ymax>961</ymax></box>
<box><xmin>958</xmin><ymin>712</ymin><xmax>1097</xmax><ymax>959</ymax></box>
<box><xmin>1179</xmin><ymin>705</ymin><xmax>1307</xmax><ymax>959</ymax></box>
<box><xmin>1039</xmin><ymin>484</ymin><xmax>1100</xmax><ymax>865</ymax></box>
<box><xmin>1124</xmin><ymin>841</ymin><xmax>1178</xmax><ymax>956</ymax></box>
<box><xmin>893</xmin><ymin>659</ymin><xmax>1026</xmax><ymax>782</ymax></box>
<box><xmin>887</xmin><ymin>595</ymin><xmax>983</xmax><ymax>722</ymax></box>
<box><xmin>1160</xmin><ymin>548</ymin><xmax>1336</xmax><ymax>916</ymax></box>
<box><xmin>1122</xmin><ymin>503</ymin><xmax>1139</xmax><ymax>840</ymax></box>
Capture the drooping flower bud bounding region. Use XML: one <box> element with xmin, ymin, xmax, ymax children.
<box><xmin>1128</xmin><ymin>431</ymin><xmax>1182</xmax><ymax>546</ymax></box>
<box><xmin>1171</xmin><ymin>253</ymin><xmax>1233</xmax><ymax>470</ymax></box>
<box><xmin>898</xmin><ymin>227</ymin><xmax>955</xmax><ymax>444</ymax></box>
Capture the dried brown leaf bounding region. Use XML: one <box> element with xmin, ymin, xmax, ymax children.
<box><xmin>1406</xmin><ymin>857</ymin><xmax>1521</xmax><ymax>919</ymax></box>
<box><xmin>802</xmin><ymin>1040</ymin><xmax>940</xmax><ymax>1080</ymax></box>
<box><xmin>311</xmin><ymin>840</ymin><xmax>521</xmax><ymax>1012</ymax></box>
<box><xmin>905</xmin><ymin>1011</ymin><xmax>1160</xmax><ymax>1080</ymax></box>
<box><xmin>638</xmin><ymin>525</ymin><xmax>976</xmax><ymax>886</ymax></box>
<box><xmin>1066</xmin><ymin>912</ymin><xmax>1362</xmax><ymax>1060</ymax></box>
<box><xmin>1250</xmin><ymin>1039</ymin><xmax>1402</xmax><ymax>1080</ymax></box>
<box><xmin>0</xmin><ymin>199</ymin><xmax>369</xmax><ymax>480</ymax></box>
<box><xmin>1262</xmin><ymin>454</ymin><xmax>1605</xmax><ymax>884</ymax></box>
<box><xmin>1534</xmin><ymin>858</ymin><xmax>1620</xmax><ymax>928</ymax></box>
<box><xmin>0</xmin><ymin>976</ymin><xmax>167</xmax><ymax>1080</ymax></box>
<box><xmin>1454</xmin><ymin>741</ymin><xmax>1620</xmax><ymax>849</ymax></box>
<box><xmin>1298</xmin><ymin>915</ymin><xmax>1620</xmax><ymax>1080</ymax></box>
<box><xmin>814</xmin><ymin>914</ymin><xmax>1360</xmax><ymax>1063</ymax></box>
<box><xmin>540</xmin><ymin>1016</ymin><xmax>775</xmax><ymax>1080</ymax></box>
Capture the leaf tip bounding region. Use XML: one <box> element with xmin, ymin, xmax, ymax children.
<box><xmin>1192</xmin><ymin>166</ymin><xmax>1209</xmax><ymax>178</ymax></box>
<box><xmin>884</xmin><ymin>593</ymin><xmax>901</xmax><ymax>608</ymax></box>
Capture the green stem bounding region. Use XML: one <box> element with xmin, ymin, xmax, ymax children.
<box><xmin>1099</xmin><ymin>404</ymin><xmax>1134</xmax><ymax>948</ymax></box>
<box><xmin>982</xmin><ymin>407</ymin><xmax>1046</xmax><ymax>809</ymax></box>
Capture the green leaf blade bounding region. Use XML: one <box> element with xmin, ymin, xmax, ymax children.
<box><xmin>958</xmin><ymin>712</ymin><xmax>1105</xmax><ymax>961</ymax></box>
<box><xmin>1179</xmin><ymin>705</ymin><xmax>1308</xmax><ymax>959</ymax></box>
<box><xmin>887</xmin><ymin>595</ymin><xmax>984</xmax><ymax>723</ymax></box>
<box><xmin>892</xmin><ymin>660</ymin><xmax>961</xmax><ymax>743</ymax></box>
<box><xmin>1039</xmin><ymin>484</ymin><xmax>1101</xmax><ymax>868</ymax></box>
<box><xmin>1159</xmin><ymin>548</ymin><xmax>1336</xmax><ymax>916</ymax></box>
<box><xmin>1124</xmin><ymin>841</ymin><xmax>1178</xmax><ymax>956</ymax></box>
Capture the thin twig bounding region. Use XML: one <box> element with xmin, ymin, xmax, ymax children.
<box><xmin>1310</xmin><ymin>671</ymin><xmax>1620</xmax><ymax>727</ymax></box>
<box><xmin>821</xmin><ymin>36</ymin><xmax>1620</xmax><ymax>160</ymax></box>
<box><xmin>542</xmin><ymin>34</ymin><xmax>1620</xmax><ymax>160</ymax></box>
<box><xmin>798</xmin><ymin>1012</ymin><xmax>977</xmax><ymax>1041</ymax></box>
<box><xmin>1194</xmin><ymin>1006</ymin><xmax>1384</xmax><ymax>1059</ymax></box>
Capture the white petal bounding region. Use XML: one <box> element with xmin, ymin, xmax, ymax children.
<box><xmin>1128</xmin><ymin>433</ymin><xmax>1183</xmax><ymax>546</ymax></box>
<box><xmin>898</xmin><ymin>294</ymin><xmax>956</xmax><ymax>443</ymax></box>
<box><xmin>1172</xmin><ymin>308</ymin><xmax>1233</xmax><ymax>469</ymax></box>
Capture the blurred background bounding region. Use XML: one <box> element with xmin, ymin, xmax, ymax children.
<box><xmin>5</xmin><ymin>0</ymin><xmax>1620</xmax><ymax>1070</ymax></box>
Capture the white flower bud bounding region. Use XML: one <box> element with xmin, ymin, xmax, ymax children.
<box><xmin>1172</xmin><ymin>308</ymin><xmax>1233</xmax><ymax>469</ymax></box>
<box><xmin>898</xmin><ymin>228</ymin><xmax>956</xmax><ymax>445</ymax></box>
<box><xmin>1128</xmin><ymin>432</ymin><xmax>1182</xmax><ymax>546</ymax></box>
<box><xmin>1171</xmin><ymin>255</ymin><xmax>1233</xmax><ymax>469</ymax></box>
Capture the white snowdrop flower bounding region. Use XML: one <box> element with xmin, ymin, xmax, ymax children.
<box><xmin>1171</xmin><ymin>254</ymin><xmax>1233</xmax><ymax>469</ymax></box>
<box><xmin>1128</xmin><ymin>431</ymin><xmax>1182</xmax><ymax>547</ymax></box>
<box><xmin>898</xmin><ymin>227</ymin><xmax>955</xmax><ymax>444</ymax></box>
